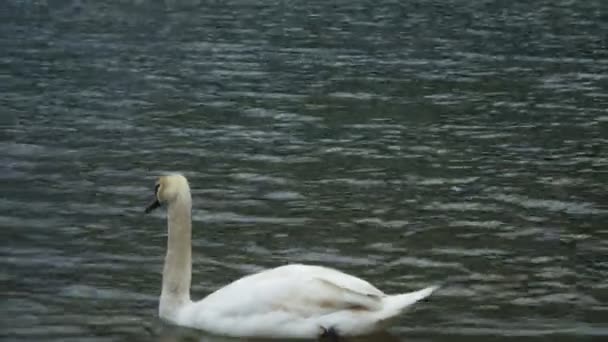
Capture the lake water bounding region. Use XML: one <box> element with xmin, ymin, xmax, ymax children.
<box><xmin>1</xmin><ymin>0</ymin><xmax>607</xmax><ymax>341</ymax></box>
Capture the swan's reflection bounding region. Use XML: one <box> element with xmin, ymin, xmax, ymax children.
<box><xmin>156</xmin><ymin>322</ymin><xmax>403</xmax><ymax>342</ymax></box>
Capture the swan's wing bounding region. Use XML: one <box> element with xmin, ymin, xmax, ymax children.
<box><xmin>306</xmin><ymin>264</ymin><xmax>385</xmax><ymax>298</ymax></box>
<box><xmin>307</xmin><ymin>276</ymin><xmax>383</xmax><ymax>311</ymax></box>
<box><xmin>198</xmin><ymin>264</ymin><xmax>385</xmax><ymax>318</ymax></box>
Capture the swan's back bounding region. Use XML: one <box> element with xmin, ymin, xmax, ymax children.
<box><xmin>175</xmin><ymin>264</ymin><xmax>436</xmax><ymax>338</ymax></box>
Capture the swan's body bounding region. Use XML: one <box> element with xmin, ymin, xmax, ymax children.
<box><xmin>146</xmin><ymin>174</ymin><xmax>438</xmax><ymax>339</ymax></box>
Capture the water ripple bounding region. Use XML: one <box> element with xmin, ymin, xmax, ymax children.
<box><xmin>2</xmin><ymin>0</ymin><xmax>606</xmax><ymax>340</ymax></box>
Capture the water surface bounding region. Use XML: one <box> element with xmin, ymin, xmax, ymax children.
<box><xmin>1</xmin><ymin>0</ymin><xmax>607</xmax><ymax>341</ymax></box>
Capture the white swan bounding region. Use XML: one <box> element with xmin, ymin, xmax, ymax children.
<box><xmin>145</xmin><ymin>174</ymin><xmax>438</xmax><ymax>339</ymax></box>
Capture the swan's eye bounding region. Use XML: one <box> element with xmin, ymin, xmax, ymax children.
<box><xmin>154</xmin><ymin>184</ymin><xmax>160</xmax><ymax>195</ymax></box>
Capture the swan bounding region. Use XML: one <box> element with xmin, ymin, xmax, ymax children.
<box><xmin>145</xmin><ymin>174</ymin><xmax>438</xmax><ymax>340</ymax></box>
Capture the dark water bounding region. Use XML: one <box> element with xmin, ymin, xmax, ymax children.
<box><xmin>1</xmin><ymin>0</ymin><xmax>607</xmax><ymax>341</ymax></box>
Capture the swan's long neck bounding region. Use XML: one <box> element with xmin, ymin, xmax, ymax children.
<box><xmin>160</xmin><ymin>192</ymin><xmax>192</xmax><ymax>319</ymax></box>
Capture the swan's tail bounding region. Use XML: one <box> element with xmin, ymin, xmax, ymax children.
<box><xmin>378</xmin><ymin>285</ymin><xmax>439</xmax><ymax>322</ymax></box>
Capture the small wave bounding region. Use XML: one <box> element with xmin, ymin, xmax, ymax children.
<box><xmin>493</xmin><ymin>193</ymin><xmax>605</xmax><ymax>215</ymax></box>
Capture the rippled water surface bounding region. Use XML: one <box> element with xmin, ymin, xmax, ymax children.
<box><xmin>1</xmin><ymin>0</ymin><xmax>607</xmax><ymax>341</ymax></box>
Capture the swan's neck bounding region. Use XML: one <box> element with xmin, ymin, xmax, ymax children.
<box><xmin>160</xmin><ymin>193</ymin><xmax>192</xmax><ymax>319</ymax></box>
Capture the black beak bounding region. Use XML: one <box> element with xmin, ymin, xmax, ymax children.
<box><xmin>145</xmin><ymin>199</ymin><xmax>161</xmax><ymax>213</ymax></box>
<box><xmin>145</xmin><ymin>183</ymin><xmax>162</xmax><ymax>213</ymax></box>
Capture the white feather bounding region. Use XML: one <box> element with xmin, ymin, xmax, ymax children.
<box><xmin>151</xmin><ymin>175</ymin><xmax>438</xmax><ymax>339</ymax></box>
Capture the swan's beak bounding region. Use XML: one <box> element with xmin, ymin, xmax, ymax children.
<box><xmin>145</xmin><ymin>199</ymin><xmax>161</xmax><ymax>213</ymax></box>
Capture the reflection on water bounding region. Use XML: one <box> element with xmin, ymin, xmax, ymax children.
<box><xmin>156</xmin><ymin>324</ymin><xmax>402</xmax><ymax>342</ymax></box>
<box><xmin>1</xmin><ymin>0</ymin><xmax>607</xmax><ymax>341</ymax></box>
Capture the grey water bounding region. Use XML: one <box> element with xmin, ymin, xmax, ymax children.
<box><xmin>1</xmin><ymin>0</ymin><xmax>607</xmax><ymax>341</ymax></box>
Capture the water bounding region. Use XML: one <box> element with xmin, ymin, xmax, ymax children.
<box><xmin>1</xmin><ymin>0</ymin><xmax>607</xmax><ymax>341</ymax></box>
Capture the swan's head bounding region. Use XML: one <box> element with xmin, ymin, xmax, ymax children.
<box><xmin>145</xmin><ymin>174</ymin><xmax>191</xmax><ymax>213</ymax></box>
